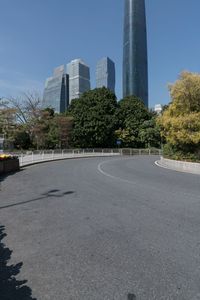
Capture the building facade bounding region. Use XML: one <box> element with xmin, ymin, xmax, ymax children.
<box><xmin>123</xmin><ymin>0</ymin><xmax>148</xmax><ymax>107</ymax></box>
<box><xmin>96</xmin><ymin>57</ymin><xmax>115</xmax><ymax>93</ymax></box>
<box><xmin>154</xmin><ymin>104</ymin><xmax>162</xmax><ymax>114</ymax></box>
<box><xmin>43</xmin><ymin>65</ymin><xmax>69</xmax><ymax>113</ymax></box>
<box><xmin>67</xmin><ymin>59</ymin><xmax>90</xmax><ymax>102</ymax></box>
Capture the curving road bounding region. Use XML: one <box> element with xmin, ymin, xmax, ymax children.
<box><xmin>0</xmin><ymin>156</ymin><xmax>200</xmax><ymax>300</ymax></box>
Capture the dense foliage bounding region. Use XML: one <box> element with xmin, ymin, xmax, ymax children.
<box><xmin>115</xmin><ymin>96</ymin><xmax>161</xmax><ymax>148</ymax></box>
<box><xmin>68</xmin><ymin>88</ymin><xmax>118</xmax><ymax>147</ymax></box>
<box><xmin>0</xmin><ymin>88</ymin><xmax>161</xmax><ymax>150</ymax></box>
<box><xmin>158</xmin><ymin>71</ymin><xmax>200</xmax><ymax>161</ymax></box>
<box><xmin>0</xmin><ymin>95</ymin><xmax>74</xmax><ymax>150</ymax></box>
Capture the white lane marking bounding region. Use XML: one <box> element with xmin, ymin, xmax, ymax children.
<box><xmin>154</xmin><ymin>160</ymin><xmax>172</xmax><ymax>170</ymax></box>
<box><xmin>98</xmin><ymin>159</ymin><xmax>199</xmax><ymax>200</ymax></box>
<box><xmin>97</xmin><ymin>159</ymin><xmax>136</xmax><ymax>185</ymax></box>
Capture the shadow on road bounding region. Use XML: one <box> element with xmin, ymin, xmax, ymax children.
<box><xmin>0</xmin><ymin>169</ymin><xmax>22</xmax><ymax>190</ymax></box>
<box><xmin>0</xmin><ymin>190</ymin><xmax>75</xmax><ymax>210</ymax></box>
<box><xmin>0</xmin><ymin>225</ymin><xmax>36</xmax><ymax>300</ymax></box>
<box><xmin>127</xmin><ymin>293</ymin><xmax>136</xmax><ymax>300</ymax></box>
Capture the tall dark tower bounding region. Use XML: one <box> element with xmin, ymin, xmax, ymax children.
<box><xmin>123</xmin><ymin>0</ymin><xmax>148</xmax><ymax>107</ymax></box>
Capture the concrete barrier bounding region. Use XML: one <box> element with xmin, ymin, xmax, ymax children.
<box><xmin>157</xmin><ymin>157</ymin><xmax>200</xmax><ymax>175</ymax></box>
<box><xmin>0</xmin><ymin>158</ymin><xmax>20</xmax><ymax>175</ymax></box>
<box><xmin>0</xmin><ymin>161</ymin><xmax>4</xmax><ymax>174</ymax></box>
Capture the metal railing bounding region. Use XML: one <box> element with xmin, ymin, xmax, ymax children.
<box><xmin>121</xmin><ymin>148</ymin><xmax>162</xmax><ymax>156</ymax></box>
<box><xmin>13</xmin><ymin>148</ymin><xmax>162</xmax><ymax>167</ymax></box>
<box><xmin>18</xmin><ymin>149</ymin><xmax>119</xmax><ymax>167</ymax></box>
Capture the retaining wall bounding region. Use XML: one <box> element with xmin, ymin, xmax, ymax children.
<box><xmin>159</xmin><ymin>157</ymin><xmax>200</xmax><ymax>175</ymax></box>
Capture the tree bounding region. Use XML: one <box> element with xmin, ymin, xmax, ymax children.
<box><xmin>68</xmin><ymin>87</ymin><xmax>118</xmax><ymax>148</ymax></box>
<box><xmin>158</xmin><ymin>71</ymin><xmax>200</xmax><ymax>158</ymax></box>
<box><xmin>1</xmin><ymin>91</ymin><xmax>41</xmax><ymax>125</ymax></box>
<box><xmin>0</xmin><ymin>92</ymin><xmax>43</xmax><ymax>149</ymax></box>
<box><xmin>169</xmin><ymin>71</ymin><xmax>200</xmax><ymax>114</ymax></box>
<box><xmin>1</xmin><ymin>94</ymin><xmax>74</xmax><ymax>150</ymax></box>
<box><xmin>139</xmin><ymin>118</ymin><xmax>161</xmax><ymax>148</ymax></box>
<box><xmin>32</xmin><ymin>109</ymin><xmax>57</xmax><ymax>149</ymax></box>
<box><xmin>55</xmin><ymin>115</ymin><xmax>74</xmax><ymax>148</ymax></box>
<box><xmin>115</xmin><ymin>96</ymin><xmax>150</xmax><ymax>147</ymax></box>
<box><xmin>0</xmin><ymin>107</ymin><xmax>17</xmax><ymax>149</ymax></box>
<box><xmin>31</xmin><ymin>110</ymin><xmax>74</xmax><ymax>149</ymax></box>
<box><xmin>13</xmin><ymin>126</ymin><xmax>32</xmax><ymax>150</ymax></box>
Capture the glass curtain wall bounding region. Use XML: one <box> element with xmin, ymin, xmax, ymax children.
<box><xmin>123</xmin><ymin>0</ymin><xmax>148</xmax><ymax>107</ymax></box>
<box><xmin>96</xmin><ymin>57</ymin><xmax>115</xmax><ymax>93</ymax></box>
<box><xmin>43</xmin><ymin>66</ymin><xmax>69</xmax><ymax>113</ymax></box>
<box><xmin>67</xmin><ymin>59</ymin><xmax>90</xmax><ymax>102</ymax></box>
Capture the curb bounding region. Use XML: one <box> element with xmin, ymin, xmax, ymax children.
<box><xmin>155</xmin><ymin>157</ymin><xmax>200</xmax><ymax>175</ymax></box>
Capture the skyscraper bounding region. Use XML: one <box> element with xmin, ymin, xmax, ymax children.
<box><xmin>43</xmin><ymin>65</ymin><xmax>69</xmax><ymax>113</ymax></box>
<box><xmin>67</xmin><ymin>59</ymin><xmax>90</xmax><ymax>102</ymax></box>
<box><xmin>123</xmin><ymin>0</ymin><xmax>148</xmax><ymax>107</ymax></box>
<box><xmin>96</xmin><ymin>57</ymin><xmax>115</xmax><ymax>93</ymax></box>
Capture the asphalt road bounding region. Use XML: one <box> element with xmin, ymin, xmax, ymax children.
<box><xmin>0</xmin><ymin>156</ymin><xmax>200</xmax><ymax>300</ymax></box>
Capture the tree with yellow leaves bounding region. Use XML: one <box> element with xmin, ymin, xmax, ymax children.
<box><xmin>158</xmin><ymin>71</ymin><xmax>200</xmax><ymax>160</ymax></box>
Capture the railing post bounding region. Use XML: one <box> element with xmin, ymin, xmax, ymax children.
<box><xmin>149</xmin><ymin>149</ymin><xmax>151</xmax><ymax>155</ymax></box>
<box><xmin>62</xmin><ymin>150</ymin><xmax>64</xmax><ymax>157</ymax></box>
<box><xmin>32</xmin><ymin>151</ymin><xmax>34</xmax><ymax>162</ymax></box>
<box><xmin>139</xmin><ymin>149</ymin><xmax>141</xmax><ymax>155</ymax></box>
<box><xmin>20</xmin><ymin>153</ymin><xmax>23</xmax><ymax>165</ymax></box>
<box><xmin>52</xmin><ymin>150</ymin><xmax>54</xmax><ymax>159</ymax></box>
<box><xmin>42</xmin><ymin>151</ymin><xmax>44</xmax><ymax>160</ymax></box>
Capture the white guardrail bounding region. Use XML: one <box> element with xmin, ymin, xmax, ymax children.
<box><xmin>10</xmin><ymin>148</ymin><xmax>162</xmax><ymax>167</ymax></box>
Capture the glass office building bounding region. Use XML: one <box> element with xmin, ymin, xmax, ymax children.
<box><xmin>67</xmin><ymin>59</ymin><xmax>90</xmax><ymax>102</ymax></box>
<box><xmin>43</xmin><ymin>65</ymin><xmax>69</xmax><ymax>113</ymax></box>
<box><xmin>96</xmin><ymin>57</ymin><xmax>115</xmax><ymax>93</ymax></box>
<box><xmin>123</xmin><ymin>0</ymin><xmax>148</xmax><ymax>107</ymax></box>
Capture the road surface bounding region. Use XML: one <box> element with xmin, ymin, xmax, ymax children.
<box><xmin>0</xmin><ymin>156</ymin><xmax>200</xmax><ymax>300</ymax></box>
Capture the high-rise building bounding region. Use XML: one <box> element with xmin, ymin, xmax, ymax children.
<box><xmin>123</xmin><ymin>0</ymin><xmax>148</xmax><ymax>107</ymax></box>
<box><xmin>43</xmin><ymin>65</ymin><xmax>69</xmax><ymax>113</ymax></box>
<box><xmin>96</xmin><ymin>57</ymin><xmax>115</xmax><ymax>93</ymax></box>
<box><xmin>67</xmin><ymin>59</ymin><xmax>90</xmax><ymax>102</ymax></box>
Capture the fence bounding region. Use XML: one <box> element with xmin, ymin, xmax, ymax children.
<box><xmin>13</xmin><ymin>148</ymin><xmax>162</xmax><ymax>167</ymax></box>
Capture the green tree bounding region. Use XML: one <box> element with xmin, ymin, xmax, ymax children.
<box><xmin>13</xmin><ymin>126</ymin><xmax>32</xmax><ymax>150</ymax></box>
<box><xmin>32</xmin><ymin>110</ymin><xmax>74</xmax><ymax>149</ymax></box>
<box><xmin>55</xmin><ymin>115</ymin><xmax>74</xmax><ymax>148</ymax></box>
<box><xmin>115</xmin><ymin>96</ymin><xmax>150</xmax><ymax>147</ymax></box>
<box><xmin>139</xmin><ymin>118</ymin><xmax>161</xmax><ymax>148</ymax></box>
<box><xmin>32</xmin><ymin>109</ymin><xmax>58</xmax><ymax>149</ymax></box>
<box><xmin>68</xmin><ymin>87</ymin><xmax>118</xmax><ymax>147</ymax></box>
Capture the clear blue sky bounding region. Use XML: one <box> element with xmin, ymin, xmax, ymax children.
<box><xmin>1</xmin><ymin>0</ymin><xmax>200</xmax><ymax>108</ymax></box>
